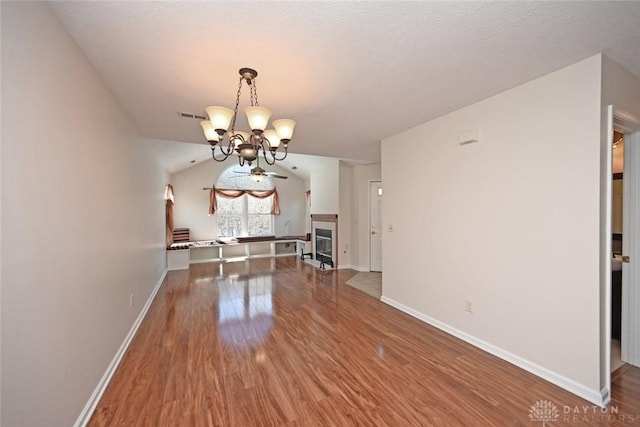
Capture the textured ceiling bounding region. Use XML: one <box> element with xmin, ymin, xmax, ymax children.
<box><xmin>50</xmin><ymin>1</ymin><xmax>640</xmax><ymax>165</ymax></box>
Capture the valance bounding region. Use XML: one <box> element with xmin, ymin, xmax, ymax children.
<box><xmin>209</xmin><ymin>187</ymin><xmax>280</xmax><ymax>216</ymax></box>
<box><xmin>165</xmin><ymin>184</ymin><xmax>175</xmax><ymax>248</ymax></box>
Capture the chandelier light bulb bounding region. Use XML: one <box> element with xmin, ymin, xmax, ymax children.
<box><xmin>205</xmin><ymin>106</ymin><xmax>234</xmax><ymax>132</ymax></box>
<box><xmin>200</xmin><ymin>121</ymin><xmax>219</xmax><ymax>143</ymax></box>
<box><xmin>244</xmin><ymin>106</ymin><xmax>272</xmax><ymax>133</ymax></box>
<box><xmin>262</xmin><ymin>129</ymin><xmax>280</xmax><ymax>149</ymax></box>
<box><xmin>272</xmin><ymin>119</ymin><xmax>296</xmax><ymax>142</ymax></box>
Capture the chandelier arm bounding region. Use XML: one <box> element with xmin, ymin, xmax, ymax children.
<box><xmin>260</xmin><ymin>144</ymin><xmax>277</xmax><ymax>165</ymax></box>
<box><xmin>272</xmin><ymin>146</ymin><xmax>288</xmax><ymax>161</ymax></box>
<box><xmin>211</xmin><ymin>147</ymin><xmax>232</xmax><ymax>162</ymax></box>
<box><xmin>260</xmin><ymin>137</ymin><xmax>288</xmax><ymax>162</ymax></box>
<box><xmin>218</xmin><ymin>139</ymin><xmax>236</xmax><ymax>156</ymax></box>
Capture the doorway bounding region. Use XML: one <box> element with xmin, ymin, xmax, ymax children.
<box><xmin>369</xmin><ymin>181</ymin><xmax>383</xmax><ymax>272</ymax></box>
<box><xmin>604</xmin><ymin>106</ymin><xmax>640</xmax><ymax>403</ymax></box>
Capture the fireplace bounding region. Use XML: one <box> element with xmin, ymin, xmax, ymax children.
<box><xmin>315</xmin><ymin>228</ymin><xmax>333</xmax><ymax>268</ymax></box>
<box><xmin>310</xmin><ymin>214</ymin><xmax>338</xmax><ymax>269</ymax></box>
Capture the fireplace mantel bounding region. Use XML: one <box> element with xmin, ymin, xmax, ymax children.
<box><xmin>311</xmin><ymin>214</ymin><xmax>338</xmax><ymax>222</ymax></box>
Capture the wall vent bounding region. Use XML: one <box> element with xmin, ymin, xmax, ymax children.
<box><xmin>177</xmin><ymin>111</ymin><xmax>207</xmax><ymax>120</ymax></box>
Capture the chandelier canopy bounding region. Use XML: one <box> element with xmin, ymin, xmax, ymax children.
<box><xmin>200</xmin><ymin>67</ymin><xmax>296</xmax><ymax>166</ymax></box>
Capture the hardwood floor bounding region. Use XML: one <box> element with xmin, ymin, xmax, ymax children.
<box><xmin>89</xmin><ymin>257</ymin><xmax>640</xmax><ymax>426</ymax></box>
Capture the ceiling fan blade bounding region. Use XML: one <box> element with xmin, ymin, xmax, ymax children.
<box><xmin>232</xmin><ymin>170</ymin><xmax>287</xmax><ymax>179</ymax></box>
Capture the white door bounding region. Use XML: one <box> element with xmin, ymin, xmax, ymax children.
<box><xmin>370</xmin><ymin>181</ymin><xmax>383</xmax><ymax>272</ymax></box>
<box><xmin>622</xmin><ymin>129</ymin><xmax>640</xmax><ymax>367</ymax></box>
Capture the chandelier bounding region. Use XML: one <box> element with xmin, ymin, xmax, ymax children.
<box><xmin>200</xmin><ymin>67</ymin><xmax>296</xmax><ymax>166</ymax></box>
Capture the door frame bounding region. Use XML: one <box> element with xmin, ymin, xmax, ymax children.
<box><xmin>621</xmin><ymin>124</ymin><xmax>640</xmax><ymax>366</ymax></box>
<box><xmin>603</xmin><ymin>106</ymin><xmax>640</xmax><ymax>403</ymax></box>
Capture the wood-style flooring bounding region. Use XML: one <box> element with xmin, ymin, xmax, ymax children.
<box><xmin>89</xmin><ymin>257</ymin><xmax>640</xmax><ymax>426</ymax></box>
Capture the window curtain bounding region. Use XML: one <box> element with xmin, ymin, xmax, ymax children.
<box><xmin>165</xmin><ymin>184</ymin><xmax>175</xmax><ymax>248</ymax></box>
<box><xmin>209</xmin><ymin>186</ymin><xmax>280</xmax><ymax>215</ymax></box>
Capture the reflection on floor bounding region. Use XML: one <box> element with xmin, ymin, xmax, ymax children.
<box><xmin>345</xmin><ymin>272</ymin><xmax>382</xmax><ymax>299</ymax></box>
<box><xmin>612</xmin><ymin>339</ymin><xmax>625</xmax><ymax>372</ymax></box>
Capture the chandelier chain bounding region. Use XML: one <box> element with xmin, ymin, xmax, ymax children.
<box><xmin>230</xmin><ymin>76</ymin><xmax>244</xmax><ymax>133</ymax></box>
<box><xmin>250</xmin><ymin>82</ymin><xmax>259</xmax><ymax>107</ymax></box>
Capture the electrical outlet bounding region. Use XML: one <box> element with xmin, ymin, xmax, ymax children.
<box><xmin>465</xmin><ymin>300</ymin><xmax>473</xmax><ymax>313</ymax></box>
<box><xmin>130</xmin><ymin>293</ymin><xmax>134</xmax><ymax>307</ymax></box>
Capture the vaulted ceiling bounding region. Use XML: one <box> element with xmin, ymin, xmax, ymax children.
<box><xmin>50</xmin><ymin>1</ymin><xmax>640</xmax><ymax>167</ymax></box>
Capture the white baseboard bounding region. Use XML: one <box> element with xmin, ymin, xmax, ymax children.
<box><xmin>302</xmin><ymin>260</ymin><xmax>370</xmax><ymax>272</ymax></box>
<box><xmin>600</xmin><ymin>387</ymin><xmax>611</xmax><ymax>406</ymax></box>
<box><xmin>337</xmin><ymin>264</ymin><xmax>370</xmax><ymax>272</ymax></box>
<box><xmin>74</xmin><ymin>269</ymin><xmax>168</xmax><ymax>427</ymax></box>
<box><xmin>380</xmin><ymin>295</ymin><xmax>606</xmax><ymax>407</ymax></box>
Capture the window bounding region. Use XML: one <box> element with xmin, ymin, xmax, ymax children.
<box><xmin>217</xmin><ymin>196</ymin><xmax>245</xmax><ymax>237</ymax></box>
<box><xmin>247</xmin><ymin>195</ymin><xmax>274</xmax><ymax>236</ymax></box>
<box><xmin>216</xmin><ymin>165</ymin><xmax>275</xmax><ymax>237</ymax></box>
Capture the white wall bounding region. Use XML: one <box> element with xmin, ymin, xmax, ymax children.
<box><xmin>171</xmin><ymin>159</ymin><xmax>306</xmax><ymax>240</ymax></box>
<box><xmin>1</xmin><ymin>3</ymin><xmax>167</xmax><ymax>426</ymax></box>
<box><xmin>338</xmin><ymin>162</ymin><xmax>352</xmax><ymax>268</ymax></box>
<box><xmin>602</xmin><ymin>56</ymin><xmax>640</xmax><ymax>118</ymax></box>
<box><xmin>382</xmin><ymin>55</ymin><xmax>603</xmax><ymax>401</ymax></box>
<box><xmin>276</xmin><ymin>168</ymin><xmax>307</xmax><ymax>236</ymax></box>
<box><xmin>309</xmin><ymin>158</ymin><xmax>340</xmax><ymax>214</ymax></box>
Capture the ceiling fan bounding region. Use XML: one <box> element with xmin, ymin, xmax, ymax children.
<box><xmin>233</xmin><ymin>158</ymin><xmax>288</xmax><ymax>181</ymax></box>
